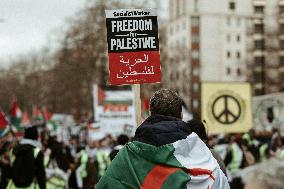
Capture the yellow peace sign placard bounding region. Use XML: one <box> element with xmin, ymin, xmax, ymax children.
<box><xmin>201</xmin><ymin>82</ymin><xmax>253</xmax><ymax>134</ymax></box>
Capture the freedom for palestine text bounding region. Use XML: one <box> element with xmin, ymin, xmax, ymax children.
<box><xmin>106</xmin><ymin>16</ymin><xmax>159</xmax><ymax>53</ymax></box>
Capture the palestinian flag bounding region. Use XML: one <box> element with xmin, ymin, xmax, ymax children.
<box><xmin>142</xmin><ymin>97</ymin><xmax>150</xmax><ymax>118</ymax></box>
<box><xmin>87</xmin><ymin>122</ymin><xmax>100</xmax><ymax>130</ymax></box>
<box><xmin>33</xmin><ymin>106</ymin><xmax>44</xmax><ymax>123</ymax></box>
<box><xmin>46</xmin><ymin>120</ymin><xmax>58</xmax><ymax>132</ymax></box>
<box><xmin>21</xmin><ymin>111</ymin><xmax>31</xmax><ymax>126</ymax></box>
<box><xmin>10</xmin><ymin>98</ymin><xmax>22</xmax><ymax>131</ymax></box>
<box><xmin>0</xmin><ymin>110</ymin><xmax>9</xmax><ymax>134</ymax></box>
<box><xmin>43</xmin><ymin>107</ymin><xmax>52</xmax><ymax>122</ymax></box>
<box><xmin>97</xmin><ymin>133</ymin><xmax>229</xmax><ymax>189</ymax></box>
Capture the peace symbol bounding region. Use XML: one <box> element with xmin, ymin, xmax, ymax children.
<box><xmin>211</xmin><ymin>95</ymin><xmax>241</xmax><ymax>124</ymax></box>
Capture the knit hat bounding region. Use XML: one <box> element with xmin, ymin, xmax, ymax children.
<box><xmin>24</xmin><ymin>126</ymin><xmax>38</xmax><ymax>140</ymax></box>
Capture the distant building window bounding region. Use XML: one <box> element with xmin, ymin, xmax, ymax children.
<box><xmin>176</xmin><ymin>23</ymin><xmax>179</xmax><ymax>32</ymax></box>
<box><xmin>170</xmin><ymin>27</ymin><xmax>173</xmax><ymax>34</ymax></box>
<box><xmin>254</xmin><ymin>40</ymin><xmax>265</xmax><ymax>50</ymax></box>
<box><xmin>227</xmin><ymin>51</ymin><xmax>231</xmax><ymax>58</ymax></box>
<box><xmin>193</xmin><ymin>83</ymin><xmax>199</xmax><ymax>92</ymax></box>
<box><xmin>177</xmin><ymin>0</ymin><xmax>180</xmax><ymax>17</ymax></box>
<box><xmin>254</xmin><ymin>6</ymin><xmax>264</xmax><ymax>14</ymax></box>
<box><xmin>183</xmin><ymin>86</ymin><xmax>187</xmax><ymax>94</ymax></box>
<box><xmin>279</xmin><ymin>56</ymin><xmax>284</xmax><ymax>65</ymax></box>
<box><xmin>193</xmin><ymin>68</ymin><xmax>199</xmax><ymax>76</ymax></box>
<box><xmin>237</xmin><ymin>18</ymin><xmax>241</xmax><ymax>26</ymax></box>
<box><xmin>280</xmin><ymin>6</ymin><xmax>284</xmax><ymax>14</ymax></box>
<box><xmin>237</xmin><ymin>68</ymin><xmax>242</xmax><ymax>76</ymax></box>
<box><xmin>255</xmin><ymin>56</ymin><xmax>265</xmax><ymax>64</ymax></box>
<box><xmin>253</xmin><ymin>71</ymin><xmax>263</xmax><ymax>82</ymax></box>
<box><xmin>280</xmin><ymin>23</ymin><xmax>284</xmax><ymax>34</ymax></box>
<box><xmin>192</xmin><ymin>35</ymin><xmax>199</xmax><ymax>43</ymax></box>
<box><xmin>255</xmin><ymin>89</ymin><xmax>263</xmax><ymax>96</ymax></box>
<box><xmin>226</xmin><ymin>67</ymin><xmax>231</xmax><ymax>75</ymax></box>
<box><xmin>227</xmin><ymin>17</ymin><xmax>231</xmax><ymax>26</ymax></box>
<box><xmin>193</xmin><ymin>99</ymin><xmax>199</xmax><ymax>109</ymax></box>
<box><xmin>192</xmin><ymin>17</ymin><xmax>199</xmax><ymax>27</ymax></box>
<box><xmin>169</xmin><ymin>1</ymin><xmax>174</xmax><ymax>19</ymax></box>
<box><xmin>176</xmin><ymin>72</ymin><xmax>180</xmax><ymax>80</ymax></box>
<box><xmin>183</xmin><ymin>70</ymin><xmax>187</xmax><ymax>77</ymax></box>
<box><xmin>229</xmin><ymin>2</ymin><xmax>235</xmax><ymax>11</ymax></box>
<box><xmin>227</xmin><ymin>34</ymin><xmax>231</xmax><ymax>42</ymax></box>
<box><xmin>280</xmin><ymin>40</ymin><xmax>284</xmax><ymax>50</ymax></box>
<box><xmin>183</xmin><ymin>20</ymin><xmax>187</xmax><ymax>30</ymax></box>
<box><xmin>177</xmin><ymin>41</ymin><xmax>180</xmax><ymax>49</ymax></box>
<box><xmin>254</xmin><ymin>23</ymin><xmax>264</xmax><ymax>33</ymax></box>
<box><xmin>236</xmin><ymin>35</ymin><xmax>241</xmax><ymax>42</ymax></box>
<box><xmin>280</xmin><ymin>74</ymin><xmax>284</xmax><ymax>82</ymax></box>
<box><xmin>236</xmin><ymin>51</ymin><xmax>241</xmax><ymax>59</ymax></box>
<box><xmin>192</xmin><ymin>50</ymin><xmax>199</xmax><ymax>59</ymax></box>
<box><xmin>183</xmin><ymin>0</ymin><xmax>186</xmax><ymax>14</ymax></box>
<box><xmin>194</xmin><ymin>0</ymin><xmax>198</xmax><ymax>12</ymax></box>
<box><xmin>170</xmin><ymin>73</ymin><xmax>175</xmax><ymax>80</ymax></box>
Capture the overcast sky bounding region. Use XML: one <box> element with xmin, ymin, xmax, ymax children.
<box><xmin>0</xmin><ymin>0</ymin><xmax>86</xmax><ymax>66</ymax></box>
<box><xmin>0</xmin><ymin>0</ymin><xmax>168</xmax><ymax>67</ymax></box>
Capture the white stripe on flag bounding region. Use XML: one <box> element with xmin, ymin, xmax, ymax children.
<box><xmin>173</xmin><ymin>133</ymin><xmax>230</xmax><ymax>189</ymax></box>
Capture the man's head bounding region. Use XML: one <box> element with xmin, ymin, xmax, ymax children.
<box><xmin>188</xmin><ymin>119</ymin><xmax>208</xmax><ymax>142</ymax></box>
<box><xmin>24</xmin><ymin>126</ymin><xmax>38</xmax><ymax>140</ymax></box>
<box><xmin>150</xmin><ymin>89</ymin><xmax>183</xmax><ymax>119</ymax></box>
<box><xmin>117</xmin><ymin>134</ymin><xmax>129</xmax><ymax>145</ymax></box>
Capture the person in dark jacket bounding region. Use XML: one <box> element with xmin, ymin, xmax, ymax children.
<box><xmin>133</xmin><ymin>89</ymin><xmax>191</xmax><ymax>147</ymax></box>
<box><xmin>7</xmin><ymin>126</ymin><xmax>46</xmax><ymax>189</ymax></box>
<box><xmin>0</xmin><ymin>142</ymin><xmax>12</xmax><ymax>189</ymax></box>
<box><xmin>109</xmin><ymin>134</ymin><xmax>129</xmax><ymax>161</ymax></box>
<box><xmin>97</xmin><ymin>89</ymin><xmax>229</xmax><ymax>189</ymax></box>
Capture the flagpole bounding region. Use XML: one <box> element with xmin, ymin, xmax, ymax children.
<box><xmin>134</xmin><ymin>84</ymin><xmax>142</xmax><ymax>127</ymax></box>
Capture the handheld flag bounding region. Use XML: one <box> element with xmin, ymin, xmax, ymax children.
<box><xmin>10</xmin><ymin>98</ymin><xmax>22</xmax><ymax>130</ymax></box>
<box><xmin>96</xmin><ymin>133</ymin><xmax>229</xmax><ymax>189</ymax></box>
<box><xmin>21</xmin><ymin>111</ymin><xmax>31</xmax><ymax>126</ymax></box>
<box><xmin>33</xmin><ymin>106</ymin><xmax>44</xmax><ymax>123</ymax></box>
<box><xmin>0</xmin><ymin>110</ymin><xmax>8</xmax><ymax>131</ymax></box>
<box><xmin>43</xmin><ymin>107</ymin><xmax>52</xmax><ymax>122</ymax></box>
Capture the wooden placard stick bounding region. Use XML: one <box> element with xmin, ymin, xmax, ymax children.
<box><xmin>134</xmin><ymin>84</ymin><xmax>142</xmax><ymax>127</ymax></box>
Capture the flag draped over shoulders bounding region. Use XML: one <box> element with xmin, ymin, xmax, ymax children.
<box><xmin>96</xmin><ymin>133</ymin><xmax>229</xmax><ymax>189</ymax></box>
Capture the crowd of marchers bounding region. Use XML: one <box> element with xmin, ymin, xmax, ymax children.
<box><xmin>0</xmin><ymin>89</ymin><xmax>284</xmax><ymax>189</ymax></box>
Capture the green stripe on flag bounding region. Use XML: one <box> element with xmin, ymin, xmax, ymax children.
<box><xmin>96</xmin><ymin>141</ymin><xmax>190</xmax><ymax>189</ymax></box>
<box><xmin>161</xmin><ymin>170</ymin><xmax>190</xmax><ymax>189</ymax></box>
<box><xmin>128</xmin><ymin>141</ymin><xmax>184</xmax><ymax>167</ymax></box>
<box><xmin>11</xmin><ymin>117</ymin><xmax>23</xmax><ymax>132</ymax></box>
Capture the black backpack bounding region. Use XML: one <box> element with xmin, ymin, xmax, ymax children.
<box><xmin>11</xmin><ymin>146</ymin><xmax>39</xmax><ymax>187</ymax></box>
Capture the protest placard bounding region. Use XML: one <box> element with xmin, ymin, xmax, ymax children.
<box><xmin>105</xmin><ymin>9</ymin><xmax>161</xmax><ymax>85</ymax></box>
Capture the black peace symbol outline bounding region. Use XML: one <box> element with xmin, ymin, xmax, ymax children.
<box><xmin>211</xmin><ymin>95</ymin><xmax>241</xmax><ymax>125</ymax></box>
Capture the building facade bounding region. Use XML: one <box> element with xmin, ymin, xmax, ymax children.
<box><xmin>166</xmin><ymin>0</ymin><xmax>250</xmax><ymax>116</ymax></box>
<box><xmin>248</xmin><ymin>0</ymin><xmax>284</xmax><ymax>95</ymax></box>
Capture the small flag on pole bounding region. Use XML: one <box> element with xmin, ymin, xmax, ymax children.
<box><xmin>0</xmin><ymin>110</ymin><xmax>8</xmax><ymax>131</ymax></box>
<box><xmin>10</xmin><ymin>98</ymin><xmax>22</xmax><ymax>131</ymax></box>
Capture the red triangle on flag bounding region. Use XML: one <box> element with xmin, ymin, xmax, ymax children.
<box><xmin>10</xmin><ymin>98</ymin><xmax>22</xmax><ymax>118</ymax></box>
<box><xmin>33</xmin><ymin>106</ymin><xmax>42</xmax><ymax>117</ymax></box>
<box><xmin>43</xmin><ymin>107</ymin><xmax>52</xmax><ymax>121</ymax></box>
<box><xmin>0</xmin><ymin>111</ymin><xmax>8</xmax><ymax>129</ymax></box>
<box><xmin>21</xmin><ymin>111</ymin><xmax>31</xmax><ymax>126</ymax></box>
